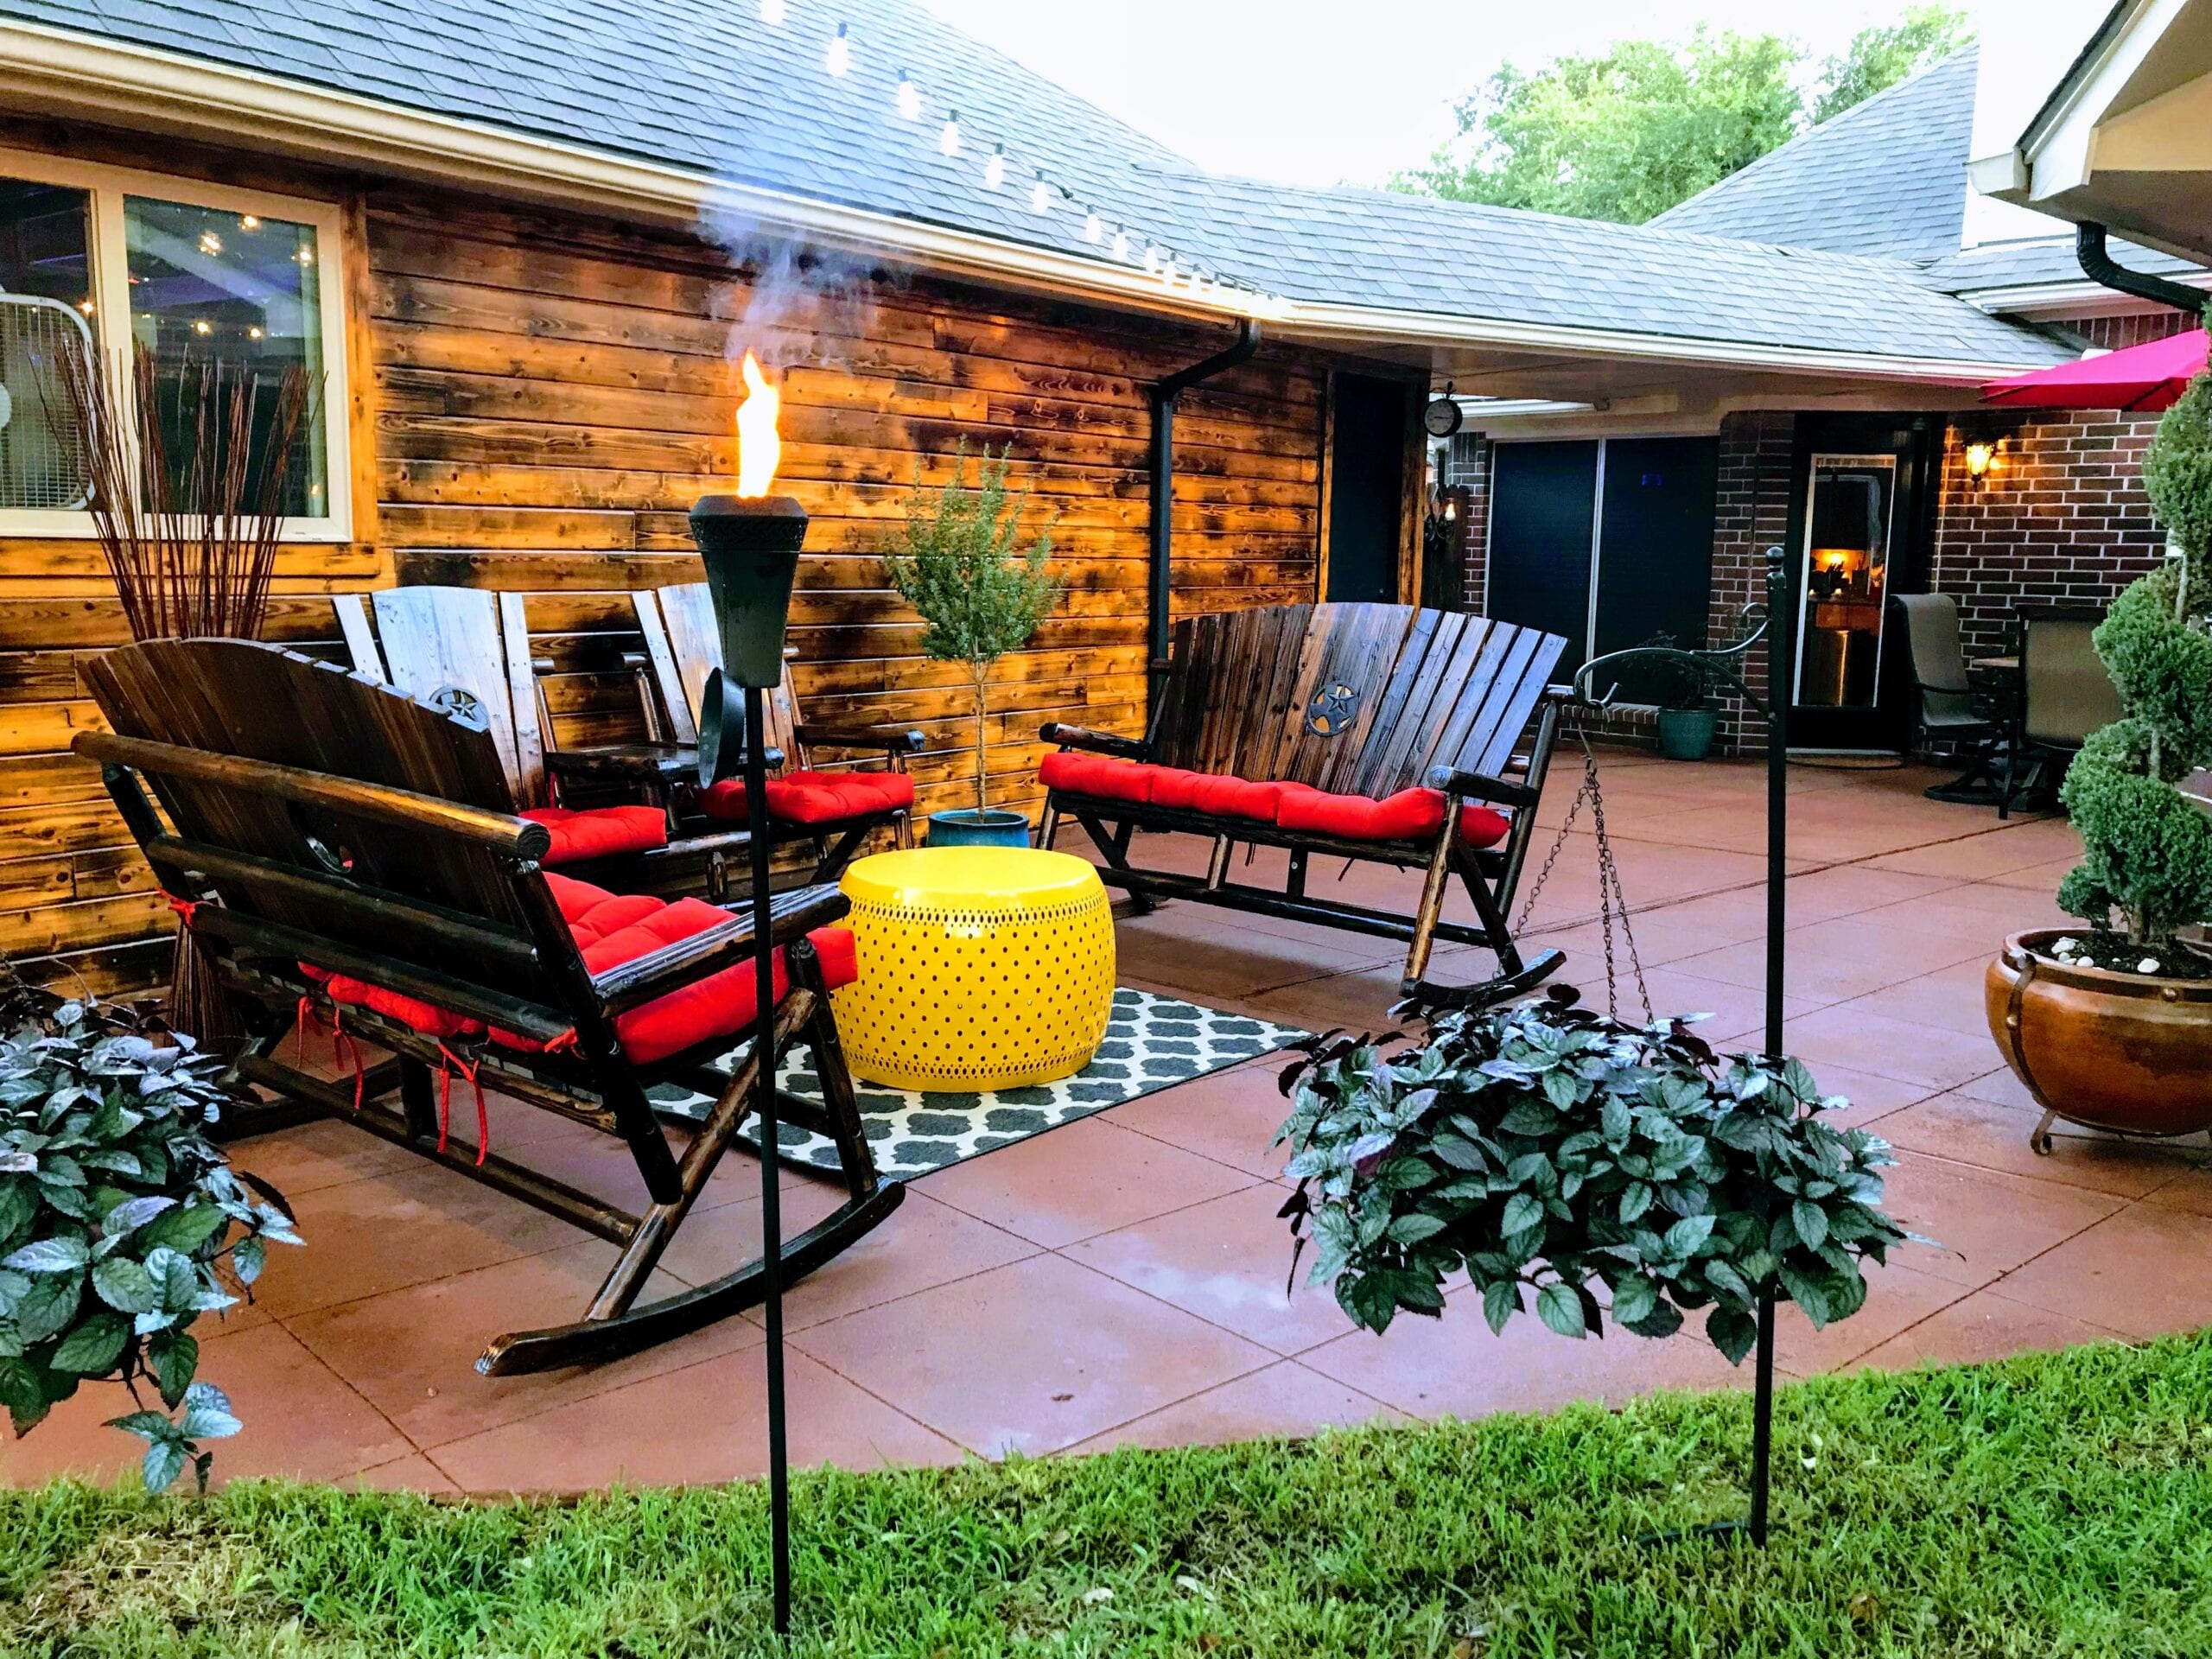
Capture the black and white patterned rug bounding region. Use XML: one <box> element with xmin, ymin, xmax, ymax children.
<box><xmin>649</xmin><ymin>988</ymin><xmax>1306</xmax><ymax>1180</ymax></box>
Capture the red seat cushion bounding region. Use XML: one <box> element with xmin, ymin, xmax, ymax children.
<box><xmin>308</xmin><ymin>872</ymin><xmax>859</xmax><ymax>1069</ymax></box>
<box><xmin>521</xmin><ymin>804</ymin><xmax>669</xmax><ymax>865</ymax></box>
<box><xmin>1274</xmin><ymin>786</ymin><xmax>1511</xmax><ymax>848</ymax></box>
<box><xmin>1038</xmin><ymin>750</ymin><xmax>1156</xmax><ymax>804</ymax></box>
<box><xmin>698</xmin><ymin>769</ymin><xmax>916</xmax><ymax>826</ymax></box>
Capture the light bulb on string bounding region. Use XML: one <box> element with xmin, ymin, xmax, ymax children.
<box><xmin>983</xmin><ymin>143</ymin><xmax>1006</xmax><ymax>190</ymax></box>
<box><xmin>826</xmin><ymin>22</ymin><xmax>849</xmax><ymax>76</ymax></box>
<box><xmin>895</xmin><ymin>71</ymin><xmax>921</xmax><ymax>119</ymax></box>
<box><xmin>1083</xmin><ymin>209</ymin><xmax>1103</xmax><ymax>244</ymax></box>
<box><xmin>939</xmin><ymin>110</ymin><xmax>961</xmax><ymax>156</ymax></box>
<box><xmin>760</xmin><ymin>0</ymin><xmax>785</xmax><ymax>22</ymax></box>
<box><xmin>1111</xmin><ymin>226</ymin><xmax>1130</xmax><ymax>260</ymax></box>
<box><xmin>1028</xmin><ymin>170</ymin><xmax>1052</xmax><ymax>213</ymax></box>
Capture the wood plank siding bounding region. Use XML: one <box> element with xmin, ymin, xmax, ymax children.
<box><xmin>0</xmin><ymin>149</ymin><xmax>1372</xmax><ymax>991</ymax></box>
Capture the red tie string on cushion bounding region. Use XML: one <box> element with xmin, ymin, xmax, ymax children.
<box><xmin>434</xmin><ymin>1043</ymin><xmax>490</xmax><ymax>1166</ymax></box>
<box><xmin>159</xmin><ymin>891</ymin><xmax>199</xmax><ymax>927</ymax></box>
<box><xmin>289</xmin><ymin>995</ymin><xmax>364</xmax><ymax>1112</ymax></box>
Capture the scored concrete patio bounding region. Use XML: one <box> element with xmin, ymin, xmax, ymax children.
<box><xmin>7</xmin><ymin>751</ymin><xmax>2209</xmax><ymax>1493</ymax></box>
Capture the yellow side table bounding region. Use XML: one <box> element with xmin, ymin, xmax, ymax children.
<box><xmin>830</xmin><ymin>846</ymin><xmax>1116</xmax><ymax>1091</ymax></box>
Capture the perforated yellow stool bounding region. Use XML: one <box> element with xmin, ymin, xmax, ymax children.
<box><xmin>830</xmin><ymin>846</ymin><xmax>1116</xmax><ymax>1091</ymax></box>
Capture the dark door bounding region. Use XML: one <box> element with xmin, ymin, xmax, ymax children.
<box><xmin>1592</xmin><ymin>436</ymin><xmax>1719</xmax><ymax>703</ymax></box>
<box><xmin>1486</xmin><ymin>441</ymin><xmax>1599</xmax><ymax>671</ymax></box>
<box><xmin>1326</xmin><ymin>373</ymin><xmax>1410</xmax><ymax>602</ymax></box>
<box><xmin>1784</xmin><ymin>413</ymin><xmax>1939</xmax><ymax>751</ymax></box>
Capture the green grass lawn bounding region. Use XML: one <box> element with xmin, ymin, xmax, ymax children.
<box><xmin>5</xmin><ymin>1331</ymin><xmax>2211</xmax><ymax>1657</ymax></box>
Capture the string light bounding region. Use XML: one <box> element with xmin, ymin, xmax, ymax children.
<box><xmin>1028</xmin><ymin>170</ymin><xmax>1052</xmax><ymax>213</ymax></box>
<box><xmin>939</xmin><ymin>110</ymin><xmax>961</xmax><ymax>156</ymax></box>
<box><xmin>78</xmin><ymin>298</ymin><xmax>94</xmax><ymax>315</ymax></box>
<box><xmin>248</xmin><ymin>325</ymin><xmax>264</xmax><ymax>339</ymax></box>
<box><xmin>238</xmin><ymin>214</ymin><xmax>259</xmax><ymax>230</ymax></box>
<box><xmin>983</xmin><ymin>143</ymin><xmax>1006</xmax><ymax>190</ymax></box>
<box><xmin>192</xmin><ymin>319</ymin><xmax>212</xmax><ymax>334</ymax></box>
<box><xmin>760</xmin><ymin>0</ymin><xmax>785</xmax><ymax>22</ymax></box>
<box><xmin>895</xmin><ymin>71</ymin><xmax>921</xmax><ymax>119</ymax></box>
<box><xmin>826</xmin><ymin>22</ymin><xmax>850</xmax><ymax>76</ymax></box>
<box><xmin>198</xmin><ymin>231</ymin><xmax>222</xmax><ymax>255</ymax></box>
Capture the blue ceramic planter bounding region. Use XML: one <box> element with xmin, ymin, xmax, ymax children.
<box><xmin>925</xmin><ymin>809</ymin><xmax>1033</xmax><ymax>848</ymax></box>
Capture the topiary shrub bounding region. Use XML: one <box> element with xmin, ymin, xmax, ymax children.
<box><xmin>2056</xmin><ymin>339</ymin><xmax>2212</xmax><ymax>963</ymax></box>
<box><xmin>0</xmin><ymin>977</ymin><xmax>300</xmax><ymax>1491</ymax></box>
<box><xmin>1276</xmin><ymin>990</ymin><xmax>1909</xmax><ymax>1363</ymax></box>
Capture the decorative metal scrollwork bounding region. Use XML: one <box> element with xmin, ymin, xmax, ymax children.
<box><xmin>426</xmin><ymin>684</ymin><xmax>487</xmax><ymax>728</ymax></box>
<box><xmin>1304</xmin><ymin>682</ymin><xmax>1361</xmax><ymax>737</ymax></box>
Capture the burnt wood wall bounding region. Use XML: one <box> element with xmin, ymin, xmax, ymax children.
<box><xmin>0</xmin><ymin>162</ymin><xmax>1349</xmax><ymax>992</ymax></box>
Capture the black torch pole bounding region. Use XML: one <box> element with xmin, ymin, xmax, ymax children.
<box><xmin>745</xmin><ymin>678</ymin><xmax>791</xmax><ymax>1633</ymax></box>
<box><xmin>1751</xmin><ymin>541</ymin><xmax>1793</xmax><ymax>1548</ymax></box>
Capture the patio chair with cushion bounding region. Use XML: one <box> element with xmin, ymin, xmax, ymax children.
<box><xmin>628</xmin><ymin>582</ymin><xmax>923</xmax><ymax>880</ymax></box>
<box><xmin>335</xmin><ymin>585</ymin><xmax>752</xmax><ymax>883</ymax></box>
<box><xmin>2002</xmin><ymin>605</ymin><xmax>2123</xmax><ymax>817</ymax></box>
<box><xmin>1891</xmin><ymin>592</ymin><xmax>2006</xmax><ymax>803</ymax></box>
<box><xmin>79</xmin><ymin>638</ymin><xmax>901</xmax><ymax>1375</ymax></box>
<box><xmin>1038</xmin><ymin>602</ymin><xmax>1570</xmax><ymax>1007</ymax></box>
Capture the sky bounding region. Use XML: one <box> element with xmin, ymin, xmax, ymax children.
<box><xmin>919</xmin><ymin>0</ymin><xmax>2108</xmax><ymax>190</ymax></box>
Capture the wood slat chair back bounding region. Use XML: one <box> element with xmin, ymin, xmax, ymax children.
<box><xmin>1148</xmin><ymin>603</ymin><xmax>1563</xmax><ymax>798</ymax></box>
<box><xmin>633</xmin><ymin>583</ymin><xmax>807</xmax><ymax>767</ymax></box>
<box><xmin>78</xmin><ymin>638</ymin><xmax>901</xmax><ymax>1375</ymax></box>
<box><xmin>336</xmin><ymin>588</ymin><xmax>551</xmax><ymax>806</ymax></box>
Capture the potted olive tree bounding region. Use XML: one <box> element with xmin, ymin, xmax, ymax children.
<box><xmin>885</xmin><ymin>444</ymin><xmax>1061</xmax><ymax>847</ymax></box>
<box><xmin>1986</xmin><ymin>348</ymin><xmax>2212</xmax><ymax>1147</ymax></box>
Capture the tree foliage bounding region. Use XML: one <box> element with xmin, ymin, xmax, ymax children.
<box><xmin>884</xmin><ymin>444</ymin><xmax>1059</xmax><ymax>817</ymax></box>
<box><xmin>1395</xmin><ymin>6</ymin><xmax>1972</xmax><ymax>224</ymax></box>
<box><xmin>0</xmin><ymin>979</ymin><xmax>299</xmax><ymax>1491</ymax></box>
<box><xmin>1276</xmin><ymin>991</ymin><xmax>1908</xmax><ymax>1361</ymax></box>
<box><xmin>2059</xmin><ymin>354</ymin><xmax>2212</xmax><ymax>950</ymax></box>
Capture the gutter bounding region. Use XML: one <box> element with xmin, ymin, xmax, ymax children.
<box><xmin>0</xmin><ymin>19</ymin><xmax>2067</xmax><ymax>383</ymax></box>
<box><xmin>2075</xmin><ymin>223</ymin><xmax>2210</xmax><ymax>315</ymax></box>
<box><xmin>1148</xmin><ymin>319</ymin><xmax>1261</xmax><ymax>713</ymax></box>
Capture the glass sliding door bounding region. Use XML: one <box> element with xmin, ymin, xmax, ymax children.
<box><xmin>1795</xmin><ymin>454</ymin><xmax>1897</xmax><ymax>713</ymax></box>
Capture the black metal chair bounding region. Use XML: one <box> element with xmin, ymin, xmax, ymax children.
<box><xmin>2001</xmin><ymin>605</ymin><xmax>2122</xmax><ymax>817</ymax></box>
<box><xmin>1891</xmin><ymin>593</ymin><xmax>2007</xmax><ymax>804</ymax></box>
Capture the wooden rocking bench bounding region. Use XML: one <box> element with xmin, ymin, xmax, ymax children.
<box><xmin>79</xmin><ymin>639</ymin><xmax>902</xmax><ymax>1375</ymax></box>
<box><xmin>1039</xmin><ymin>602</ymin><xmax>1571</xmax><ymax>1007</ymax></box>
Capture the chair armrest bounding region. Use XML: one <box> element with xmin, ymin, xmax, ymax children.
<box><xmin>1039</xmin><ymin>722</ymin><xmax>1146</xmax><ymax>759</ymax></box>
<box><xmin>592</xmin><ymin>883</ymin><xmax>850</xmax><ymax>1013</ymax></box>
<box><xmin>793</xmin><ymin>722</ymin><xmax>926</xmax><ymax>756</ymax></box>
<box><xmin>548</xmin><ymin>743</ymin><xmax>783</xmax><ymax>788</ymax></box>
<box><xmin>1424</xmin><ymin>764</ymin><xmax>1540</xmax><ymax>810</ymax></box>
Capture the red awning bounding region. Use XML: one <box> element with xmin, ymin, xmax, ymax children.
<box><xmin>1982</xmin><ymin>329</ymin><xmax>2209</xmax><ymax>413</ymax></box>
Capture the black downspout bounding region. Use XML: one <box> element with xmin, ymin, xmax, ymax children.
<box><xmin>1149</xmin><ymin>318</ymin><xmax>1261</xmax><ymax>715</ymax></box>
<box><xmin>2075</xmin><ymin>223</ymin><xmax>2208</xmax><ymax>316</ymax></box>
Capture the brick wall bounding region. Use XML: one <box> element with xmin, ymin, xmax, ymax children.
<box><xmin>1932</xmin><ymin>410</ymin><xmax>2169</xmax><ymax>660</ymax></box>
<box><xmin>1708</xmin><ymin>410</ymin><xmax>1797</xmax><ymax>753</ymax></box>
<box><xmin>2070</xmin><ymin>308</ymin><xmax>2200</xmax><ymax>351</ymax></box>
<box><xmin>1445</xmin><ymin>431</ymin><xmax>1491</xmax><ymax>609</ymax></box>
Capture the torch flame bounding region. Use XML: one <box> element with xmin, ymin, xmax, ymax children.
<box><xmin>734</xmin><ymin>352</ymin><xmax>782</xmax><ymax>497</ymax></box>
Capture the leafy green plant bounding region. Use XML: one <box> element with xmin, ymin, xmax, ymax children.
<box><xmin>2057</xmin><ymin>347</ymin><xmax>2212</xmax><ymax>958</ymax></box>
<box><xmin>0</xmin><ymin>977</ymin><xmax>300</xmax><ymax>1491</ymax></box>
<box><xmin>884</xmin><ymin>443</ymin><xmax>1060</xmax><ymax>817</ymax></box>
<box><xmin>1276</xmin><ymin>991</ymin><xmax>1908</xmax><ymax>1362</ymax></box>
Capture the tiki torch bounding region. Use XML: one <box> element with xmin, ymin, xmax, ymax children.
<box><xmin>690</xmin><ymin>352</ymin><xmax>800</xmax><ymax>1635</ymax></box>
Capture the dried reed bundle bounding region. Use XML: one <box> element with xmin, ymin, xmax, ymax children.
<box><xmin>57</xmin><ymin>338</ymin><xmax>321</xmax><ymax>1046</ymax></box>
<box><xmin>58</xmin><ymin>339</ymin><xmax>317</xmax><ymax>642</ymax></box>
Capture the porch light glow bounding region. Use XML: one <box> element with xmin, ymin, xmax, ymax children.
<box><xmin>984</xmin><ymin>144</ymin><xmax>1007</xmax><ymax>189</ymax></box>
<box><xmin>895</xmin><ymin>72</ymin><xmax>921</xmax><ymax>119</ymax></box>
<box><xmin>1964</xmin><ymin>440</ymin><xmax>1997</xmax><ymax>480</ymax></box>
<box><xmin>826</xmin><ymin>22</ymin><xmax>850</xmax><ymax>75</ymax></box>
<box><xmin>939</xmin><ymin>111</ymin><xmax>961</xmax><ymax>156</ymax></box>
<box><xmin>734</xmin><ymin>352</ymin><xmax>783</xmax><ymax>498</ymax></box>
<box><xmin>239</xmin><ymin>214</ymin><xmax>258</xmax><ymax>230</ymax></box>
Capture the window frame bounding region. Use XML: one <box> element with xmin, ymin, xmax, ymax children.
<box><xmin>0</xmin><ymin>146</ymin><xmax>353</xmax><ymax>543</ymax></box>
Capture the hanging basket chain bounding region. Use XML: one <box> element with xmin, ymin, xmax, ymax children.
<box><xmin>1509</xmin><ymin>731</ymin><xmax>1649</xmax><ymax>1020</ymax></box>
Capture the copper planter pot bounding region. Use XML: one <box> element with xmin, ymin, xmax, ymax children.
<box><xmin>1986</xmin><ymin>929</ymin><xmax>2212</xmax><ymax>1151</ymax></box>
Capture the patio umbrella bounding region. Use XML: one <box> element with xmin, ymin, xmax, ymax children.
<box><xmin>1981</xmin><ymin>328</ymin><xmax>2209</xmax><ymax>412</ymax></box>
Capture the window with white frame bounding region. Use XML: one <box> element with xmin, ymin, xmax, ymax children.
<box><xmin>0</xmin><ymin>152</ymin><xmax>350</xmax><ymax>538</ymax></box>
